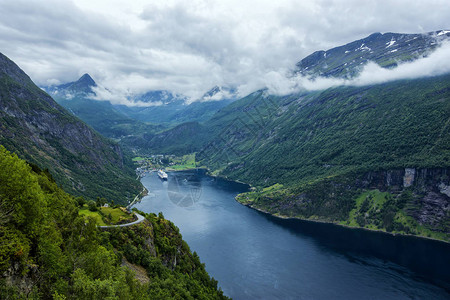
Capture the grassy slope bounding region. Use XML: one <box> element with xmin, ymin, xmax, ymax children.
<box><xmin>78</xmin><ymin>206</ymin><xmax>134</xmax><ymax>226</ymax></box>
<box><xmin>168</xmin><ymin>154</ymin><xmax>196</xmax><ymax>170</ymax></box>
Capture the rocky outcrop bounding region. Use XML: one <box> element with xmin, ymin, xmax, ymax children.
<box><xmin>411</xmin><ymin>191</ymin><xmax>450</xmax><ymax>228</ymax></box>
<box><xmin>255</xmin><ymin>167</ymin><xmax>450</xmax><ymax>235</ymax></box>
<box><xmin>438</xmin><ymin>183</ymin><xmax>450</xmax><ymax>197</ymax></box>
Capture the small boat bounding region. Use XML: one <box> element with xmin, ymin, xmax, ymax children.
<box><xmin>158</xmin><ymin>169</ymin><xmax>168</xmax><ymax>180</ymax></box>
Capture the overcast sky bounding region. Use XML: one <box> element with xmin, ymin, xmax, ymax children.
<box><xmin>1</xmin><ymin>0</ymin><xmax>450</xmax><ymax>103</ymax></box>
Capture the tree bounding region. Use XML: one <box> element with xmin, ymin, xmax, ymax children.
<box><xmin>76</xmin><ymin>196</ymin><xmax>86</xmax><ymax>207</ymax></box>
<box><xmin>88</xmin><ymin>200</ymin><xmax>98</xmax><ymax>212</ymax></box>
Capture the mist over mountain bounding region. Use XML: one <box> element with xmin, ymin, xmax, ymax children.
<box><xmin>46</xmin><ymin>73</ymin><xmax>237</xmax><ymax>130</ymax></box>
<box><xmin>114</xmin><ymin>85</ymin><xmax>236</xmax><ymax>125</ymax></box>
<box><xmin>0</xmin><ymin>52</ymin><xmax>141</xmax><ymax>203</ymax></box>
<box><xmin>296</xmin><ymin>30</ymin><xmax>450</xmax><ymax>78</ymax></box>
<box><xmin>259</xmin><ymin>30</ymin><xmax>450</xmax><ymax>96</ymax></box>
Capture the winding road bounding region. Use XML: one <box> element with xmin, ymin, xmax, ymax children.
<box><xmin>98</xmin><ymin>213</ymin><xmax>145</xmax><ymax>229</ymax></box>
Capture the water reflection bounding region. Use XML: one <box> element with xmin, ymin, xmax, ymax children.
<box><xmin>135</xmin><ymin>170</ymin><xmax>450</xmax><ymax>299</ymax></box>
<box><xmin>261</xmin><ymin>212</ymin><xmax>450</xmax><ymax>290</ymax></box>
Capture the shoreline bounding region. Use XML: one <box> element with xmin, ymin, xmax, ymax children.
<box><xmin>238</xmin><ymin>199</ymin><xmax>450</xmax><ymax>245</ymax></box>
<box><xmin>165</xmin><ymin>166</ymin><xmax>207</xmax><ymax>172</ymax></box>
<box><xmin>142</xmin><ymin>165</ymin><xmax>449</xmax><ymax>244</ymax></box>
<box><xmin>165</xmin><ymin>167</ymin><xmax>253</xmax><ymax>187</ymax></box>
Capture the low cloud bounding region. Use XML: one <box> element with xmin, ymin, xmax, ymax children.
<box><xmin>262</xmin><ymin>41</ymin><xmax>450</xmax><ymax>96</ymax></box>
<box><xmin>90</xmin><ymin>85</ymin><xmax>163</xmax><ymax>107</ymax></box>
<box><xmin>1</xmin><ymin>0</ymin><xmax>450</xmax><ymax>105</ymax></box>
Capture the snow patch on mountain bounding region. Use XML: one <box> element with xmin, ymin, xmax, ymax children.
<box><xmin>264</xmin><ymin>41</ymin><xmax>450</xmax><ymax>96</ymax></box>
<box><xmin>386</xmin><ymin>39</ymin><xmax>396</xmax><ymax>48</ymax></box>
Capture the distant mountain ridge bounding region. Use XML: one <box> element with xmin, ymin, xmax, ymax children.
<box><xmin>45</xmin><ymin>74</ymin><xmax>162</xmax><ymax>143</ymax></box>
<box><xmin>114</xmin><ymin>85</ymin><xmax>237</xmax><ymax>125</ymax></box>
<box><xmin>296</xmin><ymin>30</ymin><xmax>450</xmax><ymax>78</ymax></box>
<box><xmin>0</xmin><ymin>52</ymin><xmax>141</xmax><ymax>203</ymax></box>
<box><xmin>201</xmin><ymin>85</ymin><xmax>238</xmax><ymax>101</ymax></box>
<box><xmin>44</xmin><ymin>74</ymin><xmax>235</xmax><ymax>154</ymax></box>
<box><xmin>44</xmin><ymin>76</ymin><xmax>238</xmax><ymax>156</ymax></box>
<box><xmin>46</xmin><ymin>73</ymin><xmax>96</xmax><ymax>97</ymax></box>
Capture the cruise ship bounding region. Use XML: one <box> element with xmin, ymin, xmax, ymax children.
<box><xmin>158</xmin><ymin>169</ymin><xmax>168</xmax><ymax>180</ymax></box>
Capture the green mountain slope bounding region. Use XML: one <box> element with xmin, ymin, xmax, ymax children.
<box><xmin>196</xmin><ymin>75</ymin><xmax>450</xmax><ymax>240</ymax></box>
<box><xmin>142</xmin><ymin>31</ymin><xmax>450</xmax><ymax>240</ymax></box>
<box><xmin>0</xmin><ymin>52</ymin><xmax>140</xmax><ymax>204</ymax></box>
<box><xmin>0</xmin><ymin>146</ymin><xmax>228</xmax><ymax>299</ymax></box>
<box><xmin>200</xmin><ymin>75</ymin><xmax>450</xmax><ymax>185</ymax></box>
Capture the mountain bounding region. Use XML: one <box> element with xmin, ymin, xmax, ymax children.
<box><xmin>46</xmin><ymin>74</ymin><xmax>163</xmax><ymax>141</ymax></box>
<box><xmin>0</xmin><ymin>52</ymin><xmax>141</xmax><ymax>203</ymax></box>
<box><xmin>201</xmin><ymin>85</ymin><xmax>238</xmax><ymax>101</ymax></box>
<box><xmin>113</xmin><ymin>93</ymin><xmax>186</xmax><ymax>125</ymax></box>
<box><xmin>139</xmin><ymin>90</ymin><xmax>185</xmax><ymax>104</ymax></box>
<box><xmin>146</xmin><ymin>31</ymin><xmax>450</xmax><ymax>241</ymax></box>
<box><xmin>121</xmin><ymin>121</ymin><xmax>207</xmax><ymax>155</ymax></box>
<box><xmin>46</xmin><ymin>73</ymin><xmax>96</xmax><ymax>96</ymax></box>
<box><xmin>0</xmin><ymin>147</ymin><xmax>228</xmax><ymax>299</ymax></box>
<box><xmin>168</xmin><ymin>99</ymin><xmax>234</xmax><ymax>125</ymax></box>
<box><xmin>47</xmin><ymin>76</ymin><xmax>234</xmax><ymax>153</ymax></box>
<box><xmin>296</xmin><ymin>30</ymin><xmax>450</xmax><ymax>78</ymax></box>
<box><xmin>114</xmin><ymin>87</ymin><xmax>234</xmax><ymax>126</ymax></box>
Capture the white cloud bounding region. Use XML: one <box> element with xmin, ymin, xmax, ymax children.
<box><xmin>353</xmin><ymin>41</ymin><xmax>450</xmax><ymax>85</ymax></box>
<box><xmin>0</xmin><ymin>0</ymin><xmax>449</xmax><ymax>104</ymax></box>
<box><xmin>263</xmin><ymin>41</ymin><xmax>450</xmax><ymax>96</ymax></box>
<box><xmin>89</xmin><ymin>85</ymin><xmax>163</xmax><ymax>107</ymax></box>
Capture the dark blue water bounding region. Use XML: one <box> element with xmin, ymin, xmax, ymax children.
<box><xmin>134</xmin><ymin>170</ymin><xmax>450</xmax><ymax>300</ymax></box>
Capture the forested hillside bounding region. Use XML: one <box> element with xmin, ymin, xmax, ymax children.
<box><xmin>0</xmin><ymin>146</ymin><xmax>227</xmax><ymax>299</ymax></box>
<box><xmin>141</xmin><ymin>61</ymin><xmax>450</xmax><ymax>240</ymax></box>
<box><xmin>198</xmin><ymin>74</ymin><xmax>450</xmax><ymax>241</ymax></box>
<box><xmin>0</xmin><ymin>53</ymin><xmax>141</xmax><ymax>204</ymax></box>
<box><xmin>199</xmin><ymin>74</ymin><xmax>450</xmax><ymax>186</ymax></box>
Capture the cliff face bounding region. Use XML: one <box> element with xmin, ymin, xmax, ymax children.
<box><xmin>0</xmin><ymin>52</ymin><xmax>140</xmax><ymax>202</ymax></box>
<box><xmin>358</xmin><ymin>168</ymin><xmax>450</xmax><ymax>191</ymax></box>
<box><xmin>239</xmin><ymin>167</ymin><xmax>450</xmax><ymax>240</ymax></box>
<box><xmin>358</xmin><ymin>168</ymin><xmax>450</xmax><ymax>230</ymax></box>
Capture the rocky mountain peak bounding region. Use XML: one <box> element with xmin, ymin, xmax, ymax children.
<box><xmin>296</xmin><ymin>30</ymin><xmax>450</xmax><ymax>78</ymax></box>
<box><xmin>45</xmin><ymin>73</ymin><xmax>97</xmax><ymax>97</ymax></box>
<box><xmin>201</xmin><ymin>85</ymin><xmax>237</xmax><ymax>101</ymax></box>
<box><xmin>77</xmin><ymin>73</ymin><xmax>96</xmax><ymax>87</ymax></box>
<box><xmin>67</xmin><ymin>73</ymin><xmax>96</xmax><ymax>94</ymax></box>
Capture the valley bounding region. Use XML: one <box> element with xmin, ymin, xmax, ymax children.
<box><xmin>1</xmin><ymin>10</ymin><xmax>449</xmax><ymax>298</ymax></box>
<box><xmin>122</xmin><ymin>33</ymin><xmax>450</xmax><ymax>242</ymax></box>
